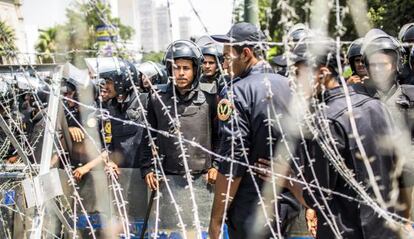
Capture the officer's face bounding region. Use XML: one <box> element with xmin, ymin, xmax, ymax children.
<box><xmin>63</xmin><ymin>90</ymin><xmax>76</xmax><ymax>107</ymax></box>
<box><xmin>202</xmin><ymin>55</ymin><xmax>218</xmax><ymax>77</ymax></box>
<box><xmin>141</xmin><ymin>75</ymin><xmax>151</xmax><ymax>89</ymax></box>
<box><xmin>223</xmin><ymin>45</ymin><xmax>244</xmax><ymax>78</ymax></box>
<box><xmin>172</xmin><ymin>58</ymin><xmax>194</xmax><ymax>91</ymax></box>
<box><xmin>101</xmin><ymin>80</ymin><xmax>117</xmax><ymax>102</ymax></box>
<box><xmin>368</xmin><ymin>52</ymin><xmax>397</xmax><ymax>91</ymax></box>
<box><xmin>354</xmin><ymin>56</ymin><xmax>367</xmax><ymax>77</ymax></box>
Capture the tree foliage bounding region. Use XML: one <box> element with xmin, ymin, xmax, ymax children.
<box><xmin>252</xmin><ymin>0</ymin><xmax>414</xmax><ymax>56</ymax></box>
<box><xmin>0</xmin><ymin>21</ymin><xmax>17</xmax><ymax>64</ymax></box>
<box><xmin>35</xmin><ymin>0</ymin><xmax>134</xmax><ymax>66</ymax></box>
<box><xmin>141</xmin><ymin>51</ymin><xmax>164</xmax><ymax>64</ymax></box>
<box><xmin>35</xmin><ymin>27</ymin><xmax>59</xmax><ymax>64</ymax></box>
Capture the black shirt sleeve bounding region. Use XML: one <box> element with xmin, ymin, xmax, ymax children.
<box><xmin>140</xmin><ymin>94</ymin><xmax>158</xmax><ymax>177</ymax></box>
<box><xmin>303</xmin><ymin>119</ymin><xmax>344</xmax><ymax>207</ymax></box>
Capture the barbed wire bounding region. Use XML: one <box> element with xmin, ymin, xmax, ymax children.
<box><xmin>0</xmin><ymin>0</ymin><xmax>413</xmax><ymax>238</ymax></box>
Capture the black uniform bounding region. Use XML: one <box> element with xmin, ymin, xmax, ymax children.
<box><xmin>140</xmin><ymin>82</ymin><xmax>218</xmax><ymax>176</ymax></box>
<box><xmin>106</xmin><ymin>93</ymin><xmax>146</xmax><ymax>168</ymax></box>
<box><xmin>63</xmin><ymin>102</ymin><xmax>103</xmax><ymax>168</ymax></box>
<box><xmin>379</xmin><ymin>84</ymin><xmax>414</xmax><ymax>142</ymax></box>
<box><xmin>399</xmin><ymin>63</ymin><xmax>414</xmax><ymax>85</ymax></box>
<box><xmin>379</xmin><ymin>84</ymin><xmax>414</xmax><ymax>187</ymax></box>
<box><xmin>217</xmin><ymin>61</ymin><xmax>300</xmax><ymax>239</ymax></box>
<box><xmin>352</xmin><ymin>82</ymin><xmax>414</xmax><ymax>186</ymax></box>
<box><xmin>303</xmin><ymin>87</ymin><xmax>400</xmax><ymax>239</ymax></box>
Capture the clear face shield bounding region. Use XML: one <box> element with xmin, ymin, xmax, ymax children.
<box><xmin>137</xmin><ymin>62</ymin><xmax>160</xmax><ymax>89</ymax></box>
<box><xmin>85</xmin><ymin>57</ymin><xmax>130</xmax><ymax>102</ymax></box>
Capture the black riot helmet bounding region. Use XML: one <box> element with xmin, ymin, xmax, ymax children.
<box><xmin>408</xmin><ymin>47</ymin><xmax>414</xmax><ymax>71</ymax></box>
<box><xmin>398</xmin><ymin>23</ymin><xmax>414</xmax><ymax>62</ymax></box>
<box><xmin>347</xmin><ymin>38</ymin><xmax>364</xmax><ymax>74</ymax></box>
<box><xmin>137</xmin><ymin>61</ymin><xmax>168</xmax><ymax>88</ymax></box>
<box><xmin>163</xmin><ymin>40</ymin><xmax>204</xmax><ymax>84</ymax></box>
<box><xmin>62</xmin><ymin>62</ymin><xmax>87</xmax><ymax>93</ymax></box>
<box><xmin>287</xmin><ymin>23</ymin><xmax>309</xmax><ymax>43</ymax></box>
<box><xmin>153</xmin><ymin>63</ymin><xmax>168</xmax><ymax>84</ymax></box>
<box><xmin>85</xmin><ymin>57</ymin><xmax>139</xmax><ymax>99</ymax></box>
<box><xmin>61</xmin><ymin>78</ymin><xmax>76</xmax><ymax>93</ymax></box>
<box><xmin>347</xmin><ymin>38</ymin><xmax>363</xmax><ymax>60</ymax></box>
<box><xmin>29</xmin><ymin>81</ymin><xmax>50</xmax><ymax>109</ymax></box>
<box><xmin>399</xmin><ymin>23</ymin><xmax>414</xmax><ymax>43</ymax></box>
<box><xmin>291</xmin><ymin>36</ymin><xmax>343</xmax><ymax>77</ymax></box>
<box><xmin>277</xmin><ymin>24</ymin><xmax>310</xmax><ymax>68</ymax></box>
<box><xmin>362</xmin><ymin>29</ymin><xmax>404</xmax><ymax>73</ymax></box>
<box><xmin>201</xmin><ymin>44</ymin><xmax>223</xmax><ymax>64</ymax></box>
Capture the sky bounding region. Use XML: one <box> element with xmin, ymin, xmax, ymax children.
<box><xmin>167</xmin><ymin>0</ymin><xmax>235</xmax><ymax>39</ymax></box>
<box><xmin>21</xmin><ymin>0</ymin><xmax>73</xmax><ymax>55</ymax></box>
<box><xmin>20</xmin><ymin>0</ymin><xmax>236</xmax><ymax>55</ymax></box>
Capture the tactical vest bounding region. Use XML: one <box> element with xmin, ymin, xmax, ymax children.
<box><xmin>150</xmin><ymin>83</ymin><xmax>216</xmax><ymax>174</ymax></box>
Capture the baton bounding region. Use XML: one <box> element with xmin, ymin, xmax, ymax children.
<box><xmin>140</xmin><ymin>188</ymin><xmax>157</xmax><ymax>239</ymax></box>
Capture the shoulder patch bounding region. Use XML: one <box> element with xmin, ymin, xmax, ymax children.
<box><xmin>217</xmin><ymin>98</ymin><xmax>233</xmax><ymax>121</ymax></box>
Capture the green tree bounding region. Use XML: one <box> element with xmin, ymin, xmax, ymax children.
<box><xmin>142</xmin><ymin>51</ymin><xmax>164</xmax><ymax>63</ymax></box>
<box><xmin>256</xmin><ymin>0</ymin><xmax>414</xmax><ymax>57</ymax></box>
<box><xmin>0</xmin><ymin>21</ymin><xmax>17</xmax><ymax>64</ymax></box>
<box><xmin>35</xmin><ymin>27</ymin><xmax>59</xmax><ymax>63</ymax></box>
<box><xmin>34</xmin><ymin>0</ymin><xmax>135</xmax><ymax>66</ymax></box>
<box><xmin>367</xmin><ymin>0</ymin><xmax>414</xmax><ymax>36</ymax></box>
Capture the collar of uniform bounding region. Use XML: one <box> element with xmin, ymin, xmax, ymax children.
<box><xmin>353</xmin><ymin>81</ymin><xmax>378</xmax><ymax>98</ymax></box>
<box><xmin>166</xmin><ymin>78</ymin><xmax>199</xmax><ymax>93</ymax></box>
<box><xmin>171</xmin><ymin>81</ymin><xmax>203</xmax><ymax>103</ymax></box>
<box><xmin>239</xmin><ymin>60</ymin><xmax>273</xmax><ymax>79</ymax></box>
<box><xmin>200</xmin><ymin>74</ymin><xmax>217</xmax><ymax>84</ymax></box>
<box><xmin>321</xmin><ymin>86</ymin><xmax>356</xmax><ymax>103</ymax></box>
<box><xmin>377</xmin><ymin>83</ymin><xmax>398</xmax><ymax>102</ymax></box>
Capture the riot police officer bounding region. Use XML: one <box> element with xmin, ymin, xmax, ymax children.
<box><xmin>209</xmin><ymin>22</ymin><xmax>299</xmax><ymax>239</ymax></box>
<box><xmin>346</xmin><ymin>38</ymin><xmax>368</xmax><ymax>84</ymax></box>
<box><xmin>200</xmin><ymin>44</ymin><xmax>223</xmax><ymax>86</ymax></box>
<box><xmin>83</xmin><ymin>57</ymin><xmax>145</xmax><ymax>169</ymax></box>
<box><xmin>60</xmin><ymin>63</ymin><xmax>104</xmax><ymax>174</ymax></box>
<box><xmin>290</xmin><ymin>36</ymin><xmax>402</xmax><ymax>239</ymax></box>
<box><xmin>398</xmin><ymin>23</ymin><xmax>414</xmax><ymax>50</ymax></box>
<box><xmin>362</xmin><ymin>30</ymin><xmax>414</xmax><ymax>215</ymax></box>
<box><xmin>137</xmin><ymin>61</ymin><xmax>168</xmax><ymax>92</ymax></box>
<box><xmin>25</xmin><ymin>81</ymin><xmax>55</xmax><ymax>163</ymax></box>
<box><xmin>287</xmin><ymin>23</ymin><xmax>309</xmax><ymax>43</ymax></box>
<box><xmin>397</xmin><ymin>23</ymin><xmax>414</xmax><ymax>85</ymax></box>
<box><xmin>61</xmin><ymin>64</ymin><xmax>87</xmax><ymax>144</ymax></box>
<box><xmin>139</xmin><ymin>40</ymin><xmax>218</xmax><ymax>234</ymax></box>
<box><xmin>270</xmin><ymin>23</ymin><xmax>309</xmax><ymax>76</ymax></box>
<box><xmin>362</xmin><ymin>29</ymin><xmax>414</xmax><ymax>142</ymax></box>
<box><xmin>345</xmin><ymin>38</ymin><xmax>378</xmax><ymax>97</ymax></box>
<box><xmin>141</xmin><ymin>40</ymin><xmax>218</xmax><ymax>189</ymax></box>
